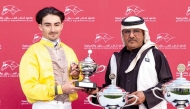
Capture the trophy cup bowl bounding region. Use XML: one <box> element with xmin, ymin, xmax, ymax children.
<box><xmin>75</xmin><ymin>50</ymin><xmax>98</xmax><ymax>89</ymax></box>
<box><xmin>87</xmin><ymin>74</ymin><xmax>138</xmax><ymax>109</ymax></box>
<box><xmin>152</xmin><ymin>64</ymin><xmax>190</xmax><ymax>109</ymax></box>
<box><xmin>80</xmin><ymin>60</ymin><xmax>98</xmax><ymax>76</ymax></box>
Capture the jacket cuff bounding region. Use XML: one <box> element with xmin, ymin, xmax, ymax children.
<box><xmin>57</xmin><ymin>85</ymin><xmax>63</xmax><ymax>94</ymax></box>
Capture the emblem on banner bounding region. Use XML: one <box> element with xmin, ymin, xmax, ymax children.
<box><xmin>155</xmin><ymin>33</ymin><xmax>186</xmax><ymax>49</ymax></box>
<box><xmin>186</xmin><ymin>61</ymin><xmax>190</xmax><ymax>70</ymax></box>
<box><xmin>64</xmin><ymin>5</ymin><xmax>83</xmax><ymax>15</ymax></box>
<box><xmin>0</xmin><ymin>5</ymin><xmax>33</xmax><ymax>22</ymax></box>
<box><xmin>94</xmin><ymin>33</ymin><xmax>114</xmax><ymax>43</ymax></box>
<box><xmin>176</xmin><ymin>6</ymin><xmax>190</xmax><ymax>22</ymax></box>
<box><xmin>84</xmin><ymin>33</ymin><xmax>123</xmax><ymax>49</ymax></box>
<box><xmin>186</xmin><ymin>7</ymin><xmax>190</xmax><ymax>16</ymax></box>
<box><xmin>156</xmin><ymin>33</ymin><xmax>175</xmax><ymax>43</ymax></box>
<box><xmin>22</xmin><ymin>33</ymin><xmax>42</xmax><ymax>49</ymax></box>
<box><xmin>125</xmin><ymin>5</ymin><xmax>144</xmax><ymax>16</ymax></box>
<box><xmin>1</xmin><ymin>60</ymin><xmax>19</xmax><ymax>71</ymax></box>
<box><xmin>0</xmin><ymin>60</ymin><xmax>19</xmax><ymax>77</ymax></box>
<box><xmin>1</xmin><ymin>5</ymin><xmax>21</xmax><ymax>15</ymax></box>
<box><xmin>33</xmin><ymin>33</ymin><xmax>42</xmax><ymax>43</ymax></box>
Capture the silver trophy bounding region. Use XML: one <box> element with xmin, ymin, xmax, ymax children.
<box><xmin>152</xmin><ymin>64</ymin><xmax>190</xmax><ymax>109</ymax></box>
<box><xmin>87</xmin><ymin>73</ymin><xmax>138</xmax><ymax>109</ymax></box>
<box><xmin>75</xmin><ymin>50</ymin><xmax>98</xmax><ymax>89</ymax></box>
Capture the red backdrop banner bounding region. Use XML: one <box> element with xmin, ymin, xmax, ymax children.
<box><xmin>0</xmin><ymin>0</ymin><xmax>190</xmax><ymax>109</ymax></box>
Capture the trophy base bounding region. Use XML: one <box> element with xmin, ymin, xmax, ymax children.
<box><xmin>75</xmin><ymin>81</ymin><xmax>96</xmax><ymax>89</ymax></box>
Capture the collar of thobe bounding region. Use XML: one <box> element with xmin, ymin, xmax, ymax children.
<box><xmin>125</xmin><ymin>41</ymin><xmax>156</xmax><ymax>73</ymax></box>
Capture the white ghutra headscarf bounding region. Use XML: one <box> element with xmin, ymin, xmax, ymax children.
<box><xmin>120</xmin><ymin>16</ymin><xmax>157</xmax><ymax>73</ymax></box>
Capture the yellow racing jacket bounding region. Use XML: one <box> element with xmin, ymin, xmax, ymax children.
<box><xmin>19</xmin><ymin>39</ymin><xmax>83</xmax><ymax>103</ymax></box>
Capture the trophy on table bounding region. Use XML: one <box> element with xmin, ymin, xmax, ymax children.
<box><xmin>87</xmin><ymin>73</ymin><xmax>138</xmax><ymax>109</ymax></box>
<box><xmin>152</xmin><ymin>64</ymin><xmax>190</xmax><ymax>109</ymax></box>
<box><xmin>75</xmin><ymin>49</ymin><xmax>98</xmax><ymax>89</ymax></box>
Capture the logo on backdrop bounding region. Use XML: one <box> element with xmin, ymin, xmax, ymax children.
<box><xmin>94</xmin><ymin>33</ymin><xmax>114</xmax><ymax>43</ymax></box>
<box><xmin>115</xmin><ymin>5</ymin><xmax>156</xmax><ymax>22</ymax></box>
<box><xmin>84</xmin><ymin>33</ymin><xmax>123</xmax><ymax>49</ymax></box>
<box><xmin>22</xmin><ymin>33</ymin><xmax>42</xmax><ymax>49</ymax></box>
<box><xmin>156</xmin><ymin>33</ymin><xmax>175</xmax><ymax>43</ymax></box>
<box><xmin>0</xmin><ymin>5</ymin><xmax>33</xmax><ymax>22</ymax></box>
<box><xmin>125</xmin><ymin>5</ymin><xmax>144</xmax><ymax>16</ymax></box>
<box><xmin>0</xmin><ymin>44</ymin><xmax>1</xmax><ymax>49</ymax></box>
<box><xmin>21</xmin><ymin>100</ymin><xmax>30</xmax><ymax>105</ymax></box>
<box><xmin>186</xmin><ymin>7</ymin><xmax>190</xmax><ymax>16</ymax></box>
<box><xmin>32</xmin><ymin>33</ymin><xmax>43</xmax><ymax>43</ymax></box>
<box><xmin>1</xmin><ymin>5</ymin><xmax>21</xmax><ymax>15</ymax></box>
<box><xmin>64</xmin><ymin>5</ymin><xmax>83</xmax><ymax>15</ymax></box>
<box><xmin>187</xmin><ymin>61</ymin><xmax>190</xmax><ymax>70</ymax></box>
<box><xmin>0</xmin><ymin>60</ymin><xmax>19</xmax><ymax>77</ymax></box>
<box><xmin>64</xmin><ymin>5</ymin><xmax>95</xmax><ymax>22</ymax></box>
<box><xmin>155</xmin><ymin>33</ymin><xmax>186</xmax><ymax>49</ymax></box>
<box><xmin>176</xmin><ymin>7</ymin><xmax>190</xmax><ymax>22</ymax></box>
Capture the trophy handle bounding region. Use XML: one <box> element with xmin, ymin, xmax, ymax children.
<box><xmin>87</xmin><ymin>95</ymin><xmax>101</xmax><ymax>107</ymax></box>
<box><xmin>96</xmin><ymin>65</ymin><xmax>106</xmax><ymax>73</ymax></box>
<box><xmin>123</xmin><ymin>95</ymin><xmax>138</xmax><ymax>107</ymax></box>
<box><xmin>151</xmin><ymin>87</ymin><xmax>164</xmax><ymax>100</ymax></box>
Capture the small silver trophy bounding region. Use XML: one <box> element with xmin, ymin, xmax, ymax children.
<box><xmin>75</xmin><ymin>50</ymin><xmax>98</xmax><ymax>89</ymax></box>
<box><xmin>87</xmin><ymin>73</ymin><xmax>138</xmax><ymax>109</ymax></box>
<box><xmin>152</xmin><ymin>64</ymin><xmax>190</xmax><ymax>109</ymax></box>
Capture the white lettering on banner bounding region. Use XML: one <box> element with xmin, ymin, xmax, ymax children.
<box><xmin>115</xmin><ymin>5</ymin><xmax>156</xmax><ymax>22</ymax></box>
<box><xmin>84</xmin><ymin>33</ymin><xmax>124</xmax><ymax>49</ymax></box>
<box><xmin>64</xmin><ymin>5</ymin><xmax>96</xmax><ymax>22</ymax></box>
<box><xmin>84</xmin><ymin>44</ymin><xmax>124</xmax><ymax>49</ymax></box>
<box><xmin>21</xmin><ymin>100</ymin><xmax>30</xmax><ymax>105</ymax></box>
<box><xmin>22</xmin><ymin>33</ymin><xmax>42</xmax><ymax>49</ymax></box>
<box><xmin>22</xmin><ymin>44</ymin><xmax>31</xmax><ymax>49</ymax></box>
<box><xmin>65</xmin><ymin>17</ymin><xmax>95</xmax><ymax>22</ymax></box>
<box><xmin>176</xmin><ymin>7</ymin><xmax>190</xmax><ymax>22</ymax></box>
<box><xmin>155</xmin><ymin>33</ymin><xmax>186</xmax><ymax>49</ymax></box>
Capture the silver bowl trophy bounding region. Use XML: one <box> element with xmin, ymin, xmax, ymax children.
<box><xmin>152</xmin><ymin>64</ymin><xmax>190</xmax><ymax>109</ymax></box>
<box><xmin>87</xmin><ymin>73</ymin><xmax>138</xmax><ymax>109</ymax></box>
<box><xmin>75</xmin><ymin>50</ymin><xmax>98</xmax><ymax>89</ymax></box>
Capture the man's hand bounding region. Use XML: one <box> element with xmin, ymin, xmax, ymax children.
<box><xmin>127</xmin><ymin>91</ymin><xmax>145</xmax><ymax>105</ymax></box>
<box><xmin>82</xmin><ymin>88</ymin><xmax>99</xmax><ymax>95</ymax></box>
<box><xmin>70</xmin><ymin>62</ymin><xmax>80</xmax><ymax>78</ymax></box>
<box><xmin>62</xmin><ymin>80</ymin><xmax>84</xmax><ymax>94</ymax></box>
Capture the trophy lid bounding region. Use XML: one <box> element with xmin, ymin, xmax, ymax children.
<box><xmin>81</xmin><ymin>50</ymin><xmax>95</xmax><ymax>63</ymax></box>
<box><xmin>100</xmin><ymin>74</ymin><xmax>126</xmax><ymax>94</ymax></box>
<box><xmin>167</xmin><ymin>64</ymin><xmax>190</xmax><ymax>88</ymax></box>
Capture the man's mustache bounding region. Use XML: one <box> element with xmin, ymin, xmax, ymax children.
<box><xmin>128</xmin><ymin>39</ymin><xmax>137</xmax><ymax>42</ymax></box>
<box><xmin>49</xmin><ymin>32</ymin><xmax>58</xmax><ymax>35</ymax></box>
